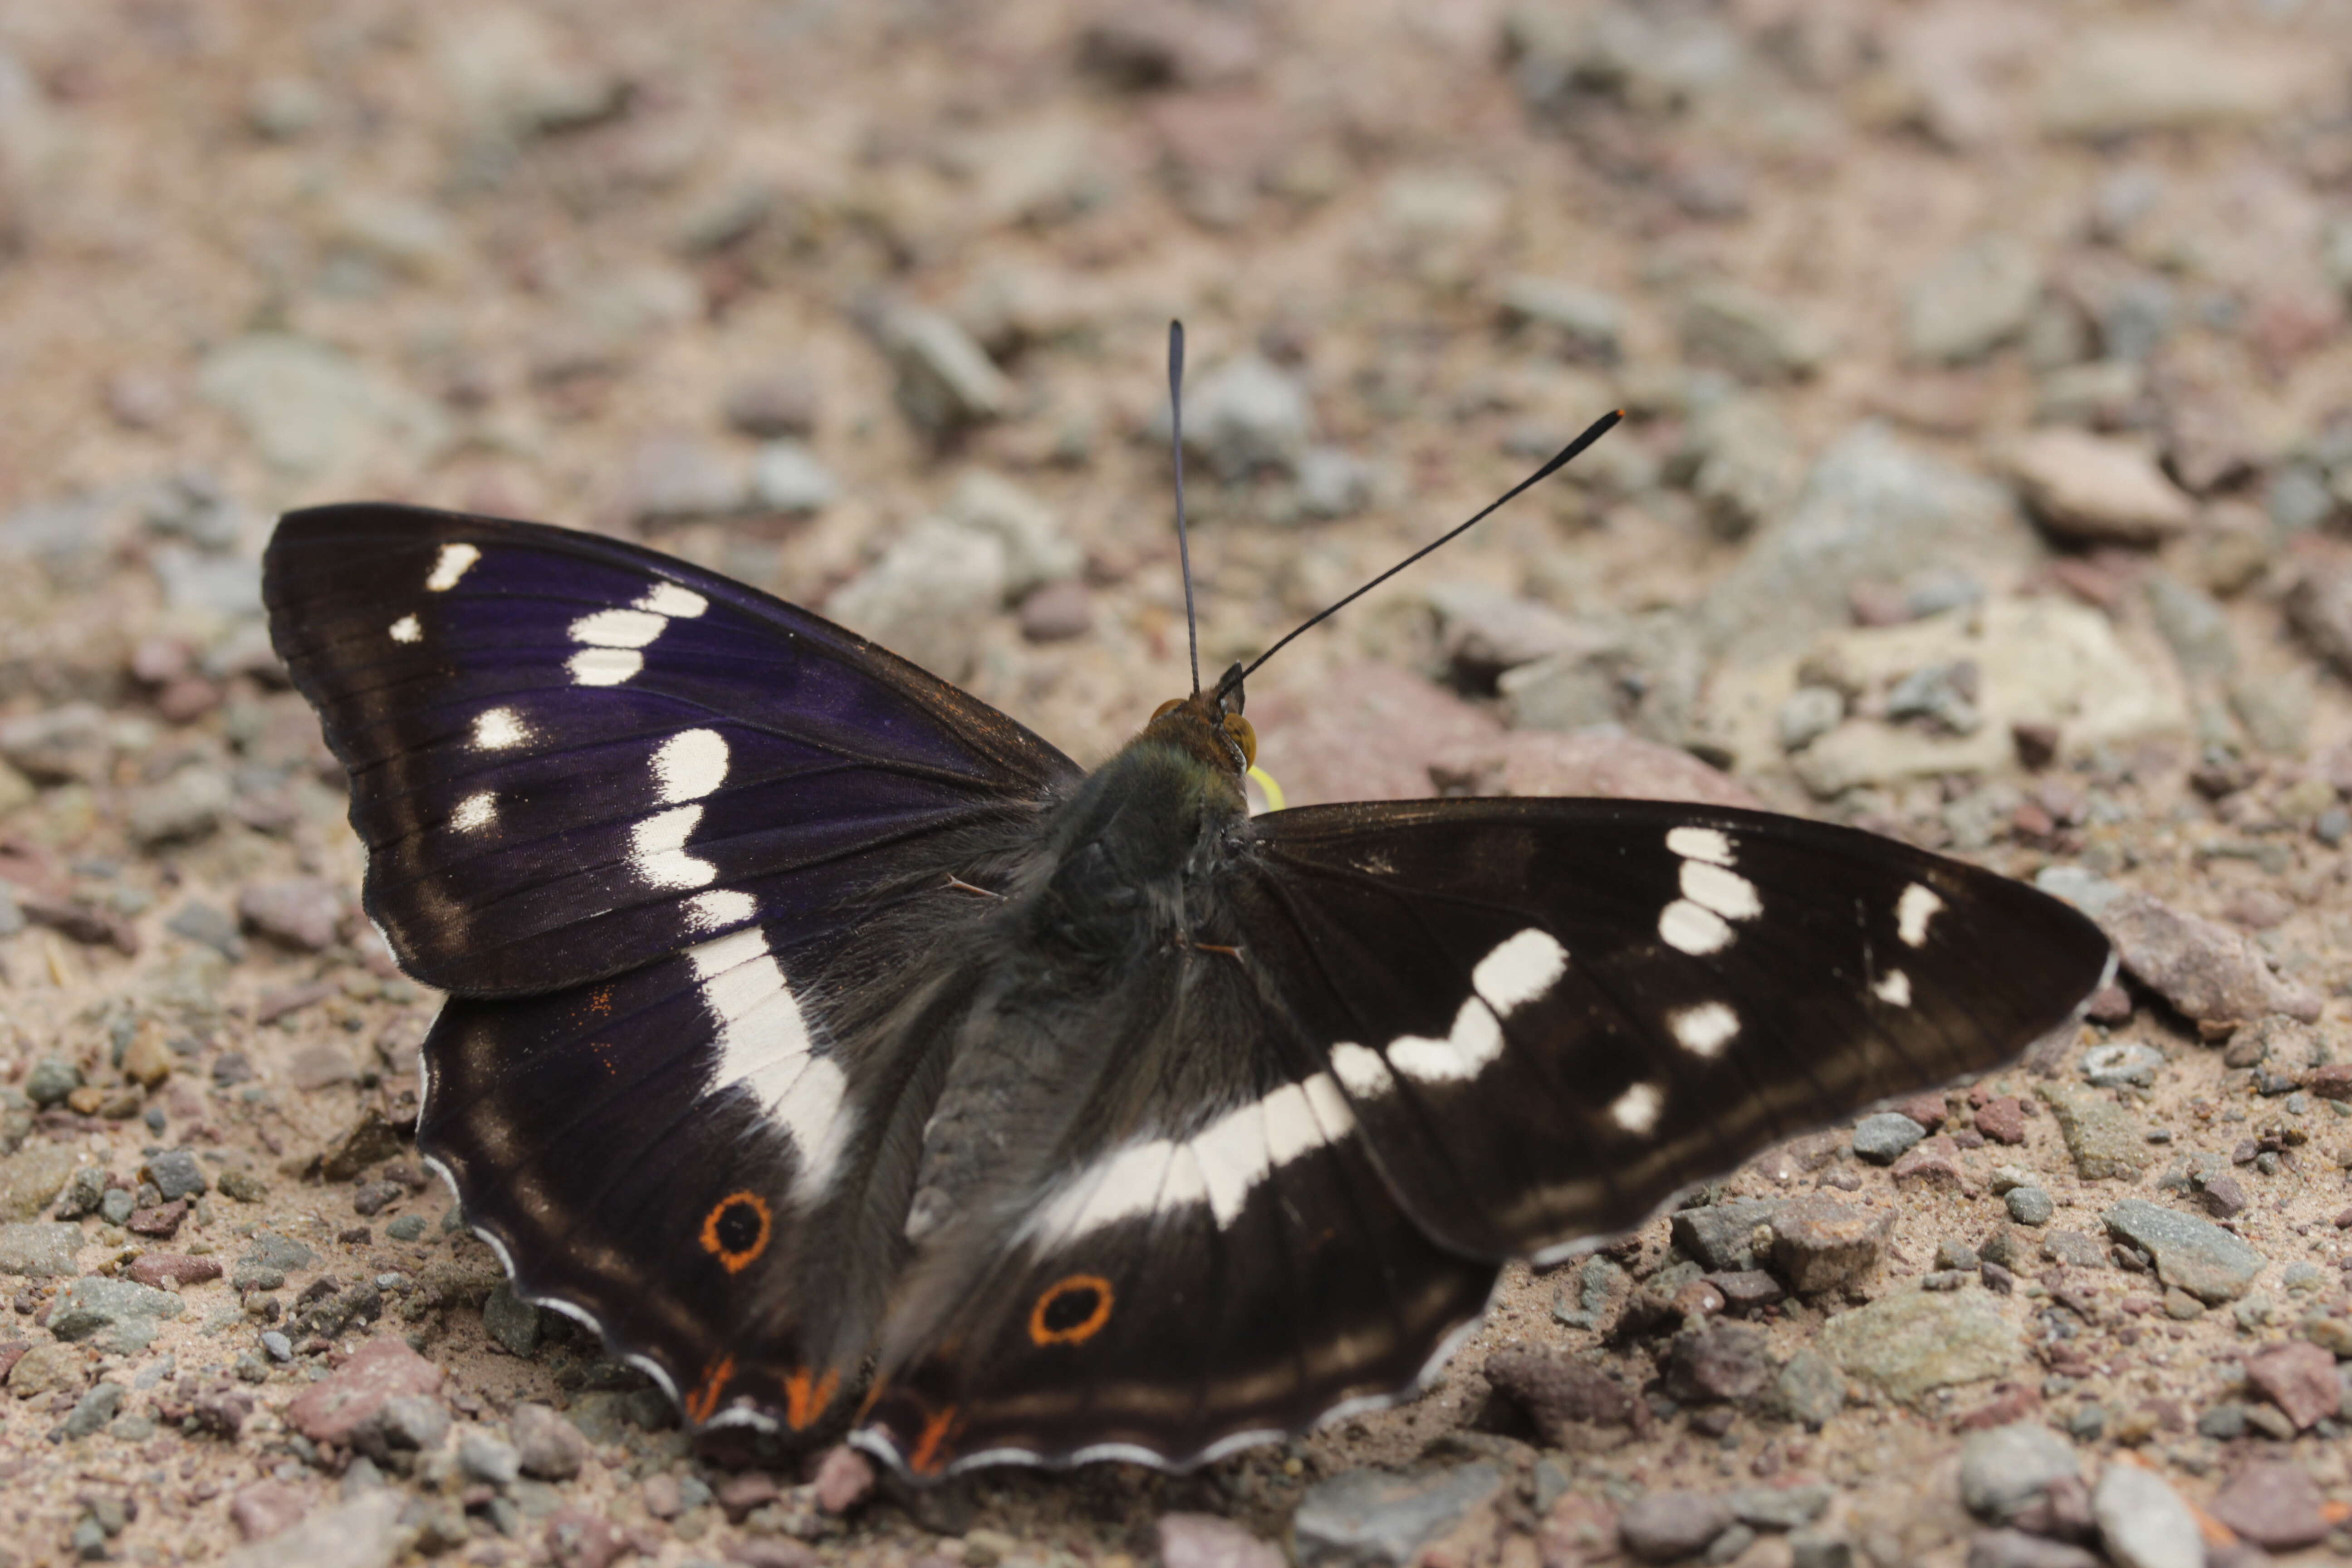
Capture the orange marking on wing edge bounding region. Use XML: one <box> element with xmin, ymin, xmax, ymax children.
<box><xmin>684</xmin><ymin>1355</ymin><xmax>736</xmax><ymax>1425</ymax></box>
<box><xmin>907</xmin><ymin>1405</ymin><xmax>962</xmax><ymax>1475</ymax></box>
<box><xmin>783</xmin><ymin>1366</ymin><xmax>840</xmax><ymax>1431</ymax></box>
<box><xmin>1027</xmin><ymin>1273</ymin><xmax>1115</xmax><ymax>1347</ymax></box>
<box><xmin>698</xmin><ymin>1191</ymin><xmax>774</xmax><ymax>1274</ymax></box>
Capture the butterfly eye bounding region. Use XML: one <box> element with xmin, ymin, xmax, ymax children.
<box><xmin>1151</xmin><ymin>698</ymin><xmax>1183</xmax><ymax>720</ymax></box>
<box><xmin>1222</xmin><ymin>714</ymin><xmax>1257</xmax><ymax>768</ymax></box>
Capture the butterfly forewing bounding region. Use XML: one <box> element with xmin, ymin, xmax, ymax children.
<box><xmin>264</xmin><ymin>504</ymin><xmax>1079</xmax><ymax>995</ymax></box>
<box><xmin>1239</xmin><ymin>799</ymin><xmax>2113</xmax><ymax>1263</ymax></box>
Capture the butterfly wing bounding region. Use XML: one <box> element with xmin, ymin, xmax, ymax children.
<box><xmin>264</xmin><ymin>503</ymin><xmax>1079</xmax><ymax>995</ymax></box>
<box><xmin>265</xmin><ymin>503</ymin><xmax>1080</xmax><ymax>1429</ymax></box>
<box><xmin>852</xmin><ymin>945</ymin><xmax>1499</xmax><ymax>1476</ymax></box>
<box><xmin>1234</xmin><ymin>797</ymin><xmax>2114</xmax><ymax>1262</ymax></box>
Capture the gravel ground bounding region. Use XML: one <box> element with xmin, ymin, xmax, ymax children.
<box><xmin>2</xmin><ymin>1</ymin><xmax>2352</xmax><ymax>1564</ymax></box>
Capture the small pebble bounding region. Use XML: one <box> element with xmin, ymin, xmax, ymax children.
<box><xmin>1851</xmin><ymin>1112</ymin><xmax>1927</xmax><ymax>1164</ymax></box>
<box><xmin>2005</xmin><ymin>1187</ymin><xmax>2055</xmax><ymax>1226</ymax></box>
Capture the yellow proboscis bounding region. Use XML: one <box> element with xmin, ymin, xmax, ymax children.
<box><xmin>1247</xmin><ymin>764</ymin><xmax>1286</xmax><ymax>814</ymax></box>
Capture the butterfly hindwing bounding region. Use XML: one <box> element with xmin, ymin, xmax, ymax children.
<box><xmin>1237</xmin><ymin>798</ymin><xmax>2114</xmax><ymax>1262</ymax></box>
<box><xmin>853</xmin><ymin>946</ymin><xmax>1499</xmax><ymax>1475</ymax></box>
<box><xmin>264</xmin><ymin>503</ymin><xmax>1079</xmax><ymax>995</ymax></box>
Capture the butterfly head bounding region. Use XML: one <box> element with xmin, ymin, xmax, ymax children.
<box><xmin>1145</xmin><ymin>661</ymin><xmax>1254</xmax><ymax>779</ymax></box>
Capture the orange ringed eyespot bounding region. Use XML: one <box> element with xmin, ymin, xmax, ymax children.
<box><xmin>1028</xmin><ymin>1273</ymin><xmax>1115</xmax><ymax>1347</ymax></box>
<box><xmin>698</xmin><ymin>1191</ymin><xmax>773</xmax><ymax>1274</ymax></box>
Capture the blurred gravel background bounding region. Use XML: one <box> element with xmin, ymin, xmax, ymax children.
<box><xmin>3</xmin><ymin>1</ymin><xmax>2352</xmax><ymax>1565</ymax></box>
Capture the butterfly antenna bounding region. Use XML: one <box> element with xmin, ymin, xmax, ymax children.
<box><xmin>1218</xmin><ymin>408</ymin><xmax>1623</xmax><ymax>700</ymax></box>
<box><xmin>1169</xmin><ymin>320</ymin><xmax>1201</xmax><ymax>696</ymax></box>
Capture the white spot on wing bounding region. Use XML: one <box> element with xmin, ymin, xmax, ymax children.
<box><xmin>450</xmin><ymin>791</ymin><xmax>496</xmax><ymax>832</ymax></box>
<box><xmin>425</xmin><ymin>543</ymin><xmax>479</xmax><ymax>591</ymax></box>
<box><xmin>569</xmin><ymin>608</ymin><xmax>669</xmax><ymax>649</ymax></box>
<box><xmin>1329</xmin><ymin>1042</ymin><xmax>1394</xmax><ymax>1099</ymax></box>
<box><xmin>652</xmin><ymin>729</ymin><xmax>730</xmax><ymax>804</ymax></box>
<box><xmin>1874</xmin><ymin>969</ymin><xmax>1912</xmax><ymax>1007</ymax></box>
<box><xmin>1192</xmin><ymin>1100</ymin><xmax>1271</xmax><ymax>1227</ymax></box>
<box><xmin>637</xmin><ymin>583</ymin><xmax>708</xmax><ymax>618</ymax></box>
<box><xmin>1659</xmin><ymin>899</ymin><xmax>1733</xmax><ymax>956</ymax></box>
<box><xmin>1666</xmin><ymin>826</ymin><xmax>1734</xmax><ymax>866</ymax></box>
<box><xmin>1680</xmin><ymin>860</ymin><xmax>1760</xmax><ymax>921</ymax></box>
<box><xmin>1669</xmin><ymin>1000</ymin><xmax>1739</xmax><ymax>1058</ymax></box>
<box><xmin>1471</xmin><ymin>928</ymin><xmax>1568</xmax><ymax>1016</ymax></box>
<box><xmin>389</xmin><ymin>614</ymin><xmax>421</xmax><ymax>643</ymax></box>
<box><xmin>690</xmin><ymin>925</ymin><xmax>852</xmax><ymax>1200</ymax></box>
<box><xmin>688</xmin><ymin>888</ymin><xmax>755</xmax><ymax>930</ymax></box>
<box><xmin>568</xmin><ymin>647</ymin><xmax>643</xmax><ymax>686</ymax></box>
<box><xmin>631</xmin><ymin>804</ymin><xmax>715</xmax><ymax>888</ymax></box>
<box><xmin>472</xmin><ymin>707</ymin><xmax>529</xmax><ymax>750</ymax></box>
<box><xmin>1609</xmin><ymin>1081</ymin><xmax>1663</xmax><ymax>1134</ymax></box>
<box><xmin>1386</xmin><ymin>997</ymin><xmax>1506</xmax><ymax>1083</ymax></box>
<box><xmin>1897</xmin><ymin>882</ymin><xmax>1944</xmax><ymax>948</ymax></box>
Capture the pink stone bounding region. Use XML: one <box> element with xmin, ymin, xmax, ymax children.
<box><xmin>229</xmin><ymin>1481</ymin><xmax>306</xmax><ymax>1542</ymax></box>
<box><xmin>813</xmin><ymin>1444</ymin><xmax>875</xmax><ymax>1514</ymax></box>
<box><xmin>1430</xmin><ymin>730</ymin><xmax>1767</xmax><ymax>810</ymax></box>
<box><xmin>1250</xmin><ymin>662</ymin><xmax>1503</xmax><ymax>807</ymax></box>
<box><xmin>127</xmin><ymin>1254</ymin><xmax>221</xmax><ymax>1288</ymax></box>
<box><xmin>2208</xmin><ymin>1460</ymin><xmax>2330</xmax><ymax>1550</ymax></box>
<box><xmin>284</xmin><ymin>1335</ymin><xmax>441</xmax><ymax>1447</ymax></box>
<box><xmin>2247</xmin><ymin>1340</ymin><xmax>2340</xmax><ymax>1431</ymax></box>
<box><xmin>1158</xmin><ymin>1513</ymin><xmax>1285</xmax><ymax>1568</ymax></box>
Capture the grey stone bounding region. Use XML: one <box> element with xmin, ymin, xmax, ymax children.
<box><xmin>2230</xmin><ymin>666</ymin><xmax>2313</xmax><ymax>755</ymax></box>
<box><xmin>2097</xmin><ymin>890</ymin><xmax>2323</xmax><ymax>1026</ymax></box>
<box><xmin>1681</xmin><ymin>282</ymin><xmax>1830</xmax><ymax>382</ymax></box>
<box><xmin>353</xmin><ymin>1392</ymin><xmax>449</xmax><ymax>1459</ymax></box>
<box><xmin>510</xmin><ymin>1401</ymin><xmax>589</xmax><ymax>1480</ymax></box>
<box><xmin>2088</xmin><ymin>1460</ymin><xmax>2200</xmax><ymax>1568</ymax></box>
<box><xmin>143</xmin><ymin>1149</ymin><xmax>207</xmax><ymax>1201</ymax></box>
<box><xmin>167</xmin><ymin>901</ymin><xmax>245</xmax><ymax>959</ymax></box>
<box><xmin>232</xmin><ymin>1232</ymin><xmax>318</xmax><ymax>1293</ymax></box>
<box><xmin>2032</xmin><ymin>866</ymin><xmax>2126</xmax><ymax>918</ymax></box>
<box><xmin>749</xmin><ymin>441</ymin><xmax>836</xmax><ymax>517</ymax></box>
<box><xmin>2146</xmin><ymin>574</ymin><xmax>2235</xmax><ymax>681</ymax></box>
<box><xmin>481</xmin><ymin>1283</ymin><xmax>544</xmax><ymax>1358</ymax></box>
<box><xmin>1818</xmin><ymin>1290</ymin><xmax>2023</xmax><ymax>1403</ymax></box>
<box><xmin>126</xmin><ymin>765</ymin><xmax>233</xmax><ymax>847</ymax></box>
<box><xmin>1671</xmin><ymin>1199</ymin><xmax>1787</xmax><ymax>1273</ymax></box>
<box><xmin>1725</xmin><ymin>1485</ymin><xmax>1829</xmax><ymax>1531</ymax></box>
<box><xmin>1767</xmin><ymin>1348</ymin><xmax>1846</xmax><ymax>1429</ymax></box>
<box><xmin>944</xmin><ymin>472</ymin><xmax>1081</xmax><ymax>598</ymax></box>
<box><xmin>1685</xmin><ymin>397</ymin><xmax>1803</xmax><ymax>541</ymax></box>
<box><xmin>197</xmin><ymin>334</ymin><xmax>447</xmax><ymax>480</ymax></box>
<box><xmin>2102</xmin><ymin>1199</ymin><xmax>2264</xmax><ymax>1304</ymax></box>
<box><xmin>1778</xmin><ymin>686</ymin><xmax>1844</xmax><ymax>753</ymax></box>
<box><xmin>60</xmin><ymin>1380</ymin><xmax>124</xmax><ymax>1439</ymax></box>
<box><xmin>385</xmin><ymin>1215</ymin><xmax>426</xmax><ymax>1242</ymax></box>
<box><xmin>149</xmin><ymin>543</ymin><xmax>262</xmax><ymax>622</ymax></box>
<box><xmin>723</xmin><ymin>372</ymin><xmax>819</xmax><ymax>439</ymax></box>
<box><xmin>2037</xmin><ymin>1086</ymin><xmax>2151</xmax><ymax>1181</ymax></box>
<box><xmin>23</xmin><ymin>1057</ymin><xmax>79</xmax><ymax>1108</ymax></box>
<box><xmin>2291</xmin><ymin>561</ymin><xmax>2352</xmax><ymax>680</ymax></box>
<box><xmin>457</xmin><ymin>1428</ymin><xmax>521</xmax><ymax>1486</ymax></box>
<box><xmin>878</xmin><ymin>305</ymin><xmax>1011</xmax><ymax>433</ymax></box>
<box><xmin>1851</xmin><ymin>1113</ymin><xmax>1927</xmax><ymax>1164</ymax></box>
<box><xmin>2035</xmin><ymin>360</ymin><xmax>2147</xmax><ymax>429</ymax></box>
<box><xmin>1185</xmin><ymin>354</ymin><xmax>1313</xmax><ymax>480</ymax></box>
<box><xmin>1959</xmin><ymin>1422</ymin><xmax>2079</xmax><ymax>1523</ymax></box>
<box><xmin>1966</xmin><ymin>1531</ymin><xmax>2101</xmax><ymax>1568</ymax></box>
<box><xmin>221</xmin><ymin>1490</ymin><xmax>404</xmax><ymax>1568</ymax></box>
<box><xmin>1618</xmin><ymin>1490</ymin><xmax>1735</xmax><ymax>1563</ymax></box>
<box><xmin>1499</xmin><ymin>276</ymin><xmax>1625</xmax><ymax>359</ymax></box>
<box><xmin>0</xmin><ymin>701</ymin><xmax>116</xmax><ymax>784</ymax></box>
<box><xmin>1295</xmin><ymin>446</ymin><xmax>1380</xmax><ymax>521</ymax></box>
<box><xmin>2080</xmin><ymin>1042</ymin><xmax>2162</xmax><ymax>1089</ymax></box>
<box><xmin>260</xmin><ymin>1331</ymin><xmax>292</xmax><ymax>1362</ymax></box>
<box><xmin>825</xmin><ymin>518</ymin><xmax>1006</xmax><ymax>683</ymax></box>
<box><xmin>47</xmin><ymin>1275</ymin><xmax>185</xmax><ymax>1354</ymax></box>
<box><xmin>1883</xmin><ymin>659</ymin><xmax>1981</xmax><ymax>734</ymax></box>
<box><xmin>98</xmin><ymin>1188</ymin><xmax>133</xmax><ymax>1226</ymax></box>
<box><xmin>2005</xmin><ymin>1187</ymin><xmax>2055</xmax><ymax>1227</ymax></box>
<box><xmin>1291</xmin><ymin>1463</ymin><xmax>1502</xmax><ymax>1568</ymax></box>
<box><xmin>1906</xmin><ymin>236</ymin><xmax>2043</xmax><ymax>364</ymax></box>
<box><xmin>0</xmin><ymin>1144</ymin><xmax>80</xmax><ymax>1221</ymax></box>
<box><xmin>1697</xmin><ymin>423</ymin><xmax>2039</xmax><ymax>662</ymax></box>
<box><xmin>0</xmin><ymin>1222</ymin><xmax>80</xmax><ymax>1277</ymax></box>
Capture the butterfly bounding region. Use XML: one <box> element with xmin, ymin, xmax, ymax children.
<box><xmin>262</xmin><ymin>345</ymin><xmax>2111</xmax><ymax>1479</ymax></box>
